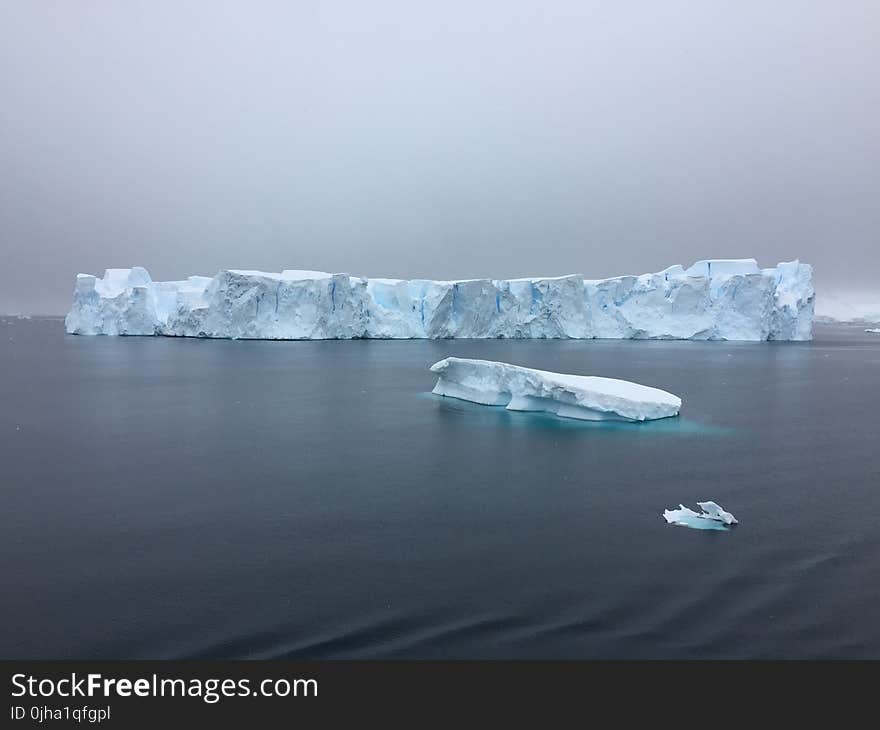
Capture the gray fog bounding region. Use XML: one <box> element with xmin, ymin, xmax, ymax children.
<box><xmin>1</xmin><ymin>1</ymin><xmax>878</xmax><ymax>314</ymax></box>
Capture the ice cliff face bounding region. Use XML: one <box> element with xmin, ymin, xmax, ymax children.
<box><xmin>64</xmin><ymin>259</ymin><xmax>814</xmax><ymax>341</ymax></box>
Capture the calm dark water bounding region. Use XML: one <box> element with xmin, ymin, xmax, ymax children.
<box><xmin>2</xmin><ymin>318</ymin><xmax>879</xmax><ymax>659</ymax></box>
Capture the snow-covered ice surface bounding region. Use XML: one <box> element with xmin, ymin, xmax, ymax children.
<box><xmin>664</xmin><ymin>502</ymin><xmax>738</xmax><ymax>531</ymax></box>
<box><xmin>430</xmin><ymin>357</ymin><xmax>681</xmax><ymax>422</ymax></box>
<box><xmin>65</xmin><ymin>259</ymin><xmax>814</xmax><ymax>341</ymax></box>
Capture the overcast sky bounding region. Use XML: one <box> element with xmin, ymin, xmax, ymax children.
<box><xmin>1</xmin><ymin>1</ymin><xmax>878</xmax><ymax>314</ymax></box>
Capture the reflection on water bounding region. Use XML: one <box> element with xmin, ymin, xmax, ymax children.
<box><xmin>422</xmin><ymin>392</ymin><xmax>734</xmax><ymax>436</ymax></box>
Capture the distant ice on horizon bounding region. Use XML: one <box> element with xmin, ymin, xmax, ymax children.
<box><xmin>815</xmin><ymin>291</ymin><xmax>880</xmax><ymax>324</ymax></box>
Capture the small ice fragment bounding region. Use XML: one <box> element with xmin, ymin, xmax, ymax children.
<box><xmin>663</xmin><ymin>502</ymin><xmax>737</xmax><ymax>530</ymax></box>
<box><xmin>696</xmin><ymin>501</ymin><xmax>738</xmax><ymax>525</ymax></box>
<box><xmin>865</xmin><ymin>328</ymin><xmax>880</xmax><ymax>334</ymax></box>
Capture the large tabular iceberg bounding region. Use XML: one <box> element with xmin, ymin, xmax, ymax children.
<box><xmin>431</xmin><ymin>357</ymin><xmax>681</xmax><ymax>421</ymax></box>
<box><xmin>65</xmin><ymin>259</ymin><xmax>814</xmax><ymax>341</ymax></box>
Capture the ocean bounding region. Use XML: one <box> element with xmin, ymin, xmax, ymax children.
<box><xmin>1</xmin><ymin>319</ymin><xmax>878</xmax><ymax>658</ymax></box>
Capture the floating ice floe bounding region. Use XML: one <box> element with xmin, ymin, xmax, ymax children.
<box><xmin>866</xmin><ymin>328</ymin><xmax>880</xmax><ymax>334</ymax></box>
<box><xmin>430</xmin><ymin>357</ymin><xmax>681</xmax><ymax>421</ymax></box>
<box><xmin>663</xmin><ymin>502</ymin><xmax>738</xmax><ymax>530</ymax></box>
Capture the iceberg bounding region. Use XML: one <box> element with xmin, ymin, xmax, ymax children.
<box><xmin>65</xmin><ymin>259</ymin><xmax>814</xmax><ymax>341</ymax></box>
<box><xmin>430</xmin><ymin>357</ymin><xmax>681</xmax><ymax>421</ymax></box>
<box><xmin>663</xmin><ymin>501</ymin><xmax>738</xmax><ymax>530</ymax></box>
